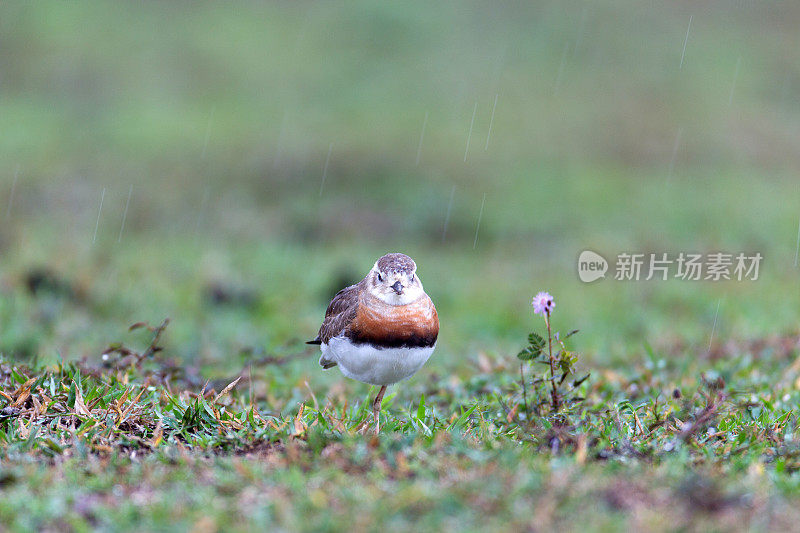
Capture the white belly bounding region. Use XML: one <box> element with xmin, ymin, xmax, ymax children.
<box><xmin>321</xmin><ymin>336</ymin><xmax>435</xmax><ymax>386</ymax></box>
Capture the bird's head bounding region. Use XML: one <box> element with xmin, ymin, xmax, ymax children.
<box><xmin>366</xmin><ymin>253</ymin><xmax>425</xmax><ymax>306</ymax></box>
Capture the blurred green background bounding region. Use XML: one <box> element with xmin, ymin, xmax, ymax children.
<box><xmin>0</xmin><ymin>1</ymin><xmax>798</xmax><ymax>383</ymax></box>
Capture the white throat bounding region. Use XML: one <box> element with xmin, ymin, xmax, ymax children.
<box><xmin>371</xmin><ymin>283</ymin><xmax>424</xmax><ymax>306</ymax></box>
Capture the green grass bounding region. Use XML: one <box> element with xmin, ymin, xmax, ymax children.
<box><xmin>1</xmin><ymin>319</ymin><xmax>800</xmax><ymax>531</ymax></box>
<box><xmin>1</xmin><ymin>0</ymin><xmax>800</xmax><ymax>530</ymax></box>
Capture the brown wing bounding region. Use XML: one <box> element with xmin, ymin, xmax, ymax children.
<box><xmin>308</xmin><ymin>280</ymin><xmax>362</xmax><ymax>344</ymax></box>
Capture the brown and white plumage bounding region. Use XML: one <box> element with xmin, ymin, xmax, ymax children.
<box><xmin>309</xmin><ymin>281</ymin><xmax>362</xmax><ymax>349</ymax></box>
<box><xmin>307</xmin><ymin>253</ymin><xmax>439</xmax><ymax>431</ymax></box>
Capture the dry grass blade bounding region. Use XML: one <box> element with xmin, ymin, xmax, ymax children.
<box><xmin>213</xmin><ymin>376</ymin><xmax>242</xmax><ymax>405</ymax></box>
<box><xmin>73</xmin><ymin>385</ymin><xmax>92</xmax><ymax>417</ymax></box>
<box><xmin>293</xmin><ymin>403</ymin><xmax>306</xmax><ymax>436</ymax></box>
<box><xmin>12</xmin><ymin>377</ymin><xmax>37</xmax><ymax>408</ymax></box>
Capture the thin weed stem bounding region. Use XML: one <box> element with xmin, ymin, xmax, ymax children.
<box><xmin>520</xmin><ymin>362</ymin><xmax>528</xmax><ymax>415</ymax></box>
<box><xmin>546</xmin><ymin>312</ymin><xmax>559</xmax><ymax>410</ymax></box>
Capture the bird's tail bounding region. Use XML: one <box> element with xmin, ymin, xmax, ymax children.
<box><xmin>311</xmin><ymin>339</ymin><xmax>337</xmax><ymax>369</ymax></box>
<box><xmin>319</xmin><ymin>354</ymin><xmax>337</xmax><ymax>369</ymax></box>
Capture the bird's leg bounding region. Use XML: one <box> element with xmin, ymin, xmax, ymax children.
<box><xmin>372</xmin><ymin>385</ymin><xmax>387</xmax><ymax>434</ymax></box>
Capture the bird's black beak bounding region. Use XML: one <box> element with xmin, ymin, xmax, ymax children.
<box><xmin>391</xmin><ymin>281</ymin><xmax>403</xmax><ymax>294</ymax></box>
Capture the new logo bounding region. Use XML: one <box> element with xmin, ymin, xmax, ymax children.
<box><xmin>578</xmin><ymin>250</ymin><xmax>608</xmax><ymax>283</ymax></box>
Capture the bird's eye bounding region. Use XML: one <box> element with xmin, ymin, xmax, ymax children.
<box><xmin>377</xmin><ymin>273</ymin><xmax>384</xmax><ymax>282</ymax></box>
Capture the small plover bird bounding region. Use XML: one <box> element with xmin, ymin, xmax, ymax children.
<box><xmin>307</xmin><ymin>253</ymin><xmax>439</xmax><ymax>432</ymax></box>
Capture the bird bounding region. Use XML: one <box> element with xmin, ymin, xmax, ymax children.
<box><xmin>307</xmin><ymin>253</ymin><xmax>439</xmax><ymax>433</ymax></box>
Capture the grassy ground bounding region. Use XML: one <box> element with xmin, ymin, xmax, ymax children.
<box><xmin>1</xmin><ymin>1</ymin><xmax>800</xmax><ymax>531</ymax></box>
<box><xmin>1</xmin><ymin>322</ymin><xmax>800</xmax><ymax>531</ymax></box>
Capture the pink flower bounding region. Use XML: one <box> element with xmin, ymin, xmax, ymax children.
<box><xmin>531</xmin><ymin>291</ymin><xmax>555</xmax><ymax>315</ymax></box>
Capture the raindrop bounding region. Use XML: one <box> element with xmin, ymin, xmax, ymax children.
<box><xmin>728</xmin><ymin>56</ymin><xmax>741</xmax><ymax>106</ymax></box>
<box><xmin>667</xmin><ymin>127</ymin><xmax>683</xmax><ymax>181</ymax></box>
<box><xmin>485</xmin><ymin>94</ymin><xmax>498</xmax><ymax>151</ymax></box>
<box><xmin>416</xmin><ymin>111</ymin><xmax>428</xmax><ymax>166</ymax></box>
<box><xmin>708</xmin><ymin>299</ymin><xmax>721</xmax><ymax>352</ymax></box>
<box><xmin>118</xmin><ymin>184</ymin><xmax>133</xmax><ymax>243</ymax></box>
<box><xmin>473</xmin><ymin>193</ymin><xmax>486</xmax><ymax>249</ymax></box>
<box><xmin>6</xmin><ymin>164</ymin><xmax>19</xmax><ymax>220</ymax></box>
<box><xmin>464</xmin><ymin>101</ymin><xmax>477</xmax><ymax>162</ymax></box>
<box><xmin>679</xmin><ymin>15</ymin><xmax>692</xmax><ymax>70</ymax></box>
<box><xmin>93</xmin><ymin>187</ymin><xmax>106</xmax><ymax>244</ymax></box>
<box><xmin>554</xmin><ymin>43</ymin><xmax>569</xmax><ymax>94</ymax></box>
<box><xmin>319</xmin><ymin>142</ymin><xmax>333</xmax><ymax>196</ymax></box>
<box><xmin>442</xmin><ymin>185</ymin><xmax>455</xmax><ymax>243</ymax></box>
<box><xmin>201</xmin><ymin>107</ymin><xmax>215</xmax><ymax>160</ymax></box>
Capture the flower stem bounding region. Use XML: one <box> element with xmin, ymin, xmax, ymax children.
<box><xmin>520</xmin><ymin>362</ymin><xmax>528</xmax><ymax>415</ymax></box>
<box><xmin>546</xmin><ymin>312</ymin><xmax>559</xmax><ymax>410</ymax></box>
